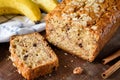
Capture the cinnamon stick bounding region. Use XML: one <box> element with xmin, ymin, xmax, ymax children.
<box><xmin>101</xmin><ymin>60</ymin><xmax>120</xmax><ymax>79</ymax></box>
<box><xmin>102</xmin><ymin>50</ymin><xmax>120</xmax><ymax>65</ymax></box>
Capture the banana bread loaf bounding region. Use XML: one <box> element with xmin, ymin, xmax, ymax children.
<box><xmin>9</xmin><ymin>32</ymin><xmax>59</xmax><ymax>80</ymax></box>
<box><xmin>46</xmin><ymin>0</ymin><xmax>120</xmax><ymax>62</ymax></box>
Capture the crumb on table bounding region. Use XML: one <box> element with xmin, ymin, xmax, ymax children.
<box><xmin>73</xmin><ymin>67</ymin><xmax>83</xmax><ymax>75</ymax></box>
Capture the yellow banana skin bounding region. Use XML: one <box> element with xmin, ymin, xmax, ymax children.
<box><xmin>32</xmin><ymin>0</ymin><xmax>58</xmax><ymax>13</ymax></box>
<box><xmin>0</xmin><ymin>7</ymin><xmax>20</xmax><ymax>15</ymax></box>
<box><xmin>0</xmin><ymin>0</ymin><xmax>41</xmax><ymax>23</ymax></box>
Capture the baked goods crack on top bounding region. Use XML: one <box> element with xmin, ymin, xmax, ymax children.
<box><xmin>9</xmin><ymin>32</ymin><xmax>59</xmax><ymax>80</ymax></box>
<box><xmin>46</xmin><ymin>0</ymin><xmax>120</xmax><ymax>62</ymax></box>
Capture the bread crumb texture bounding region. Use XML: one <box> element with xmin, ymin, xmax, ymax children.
<box><xmin>10</xmin><ymin>33</ymin><xmax>57</xmax><ymax>68</ymax></box>
<box><xmin>46</xmin><ymin>0</ymin><xmax>120</xmax><ymax>61</ymax></box>
<box><xmin>10</xmin><ymin>32</ymin><xmax>59</xmax><ymax>79</ymax></box>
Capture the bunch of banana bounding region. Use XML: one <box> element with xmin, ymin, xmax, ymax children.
<box><xmin>32</xmin><ymin>0</ymin><xmax>58</xmax><ymax>13</ymax></box>
<box><xmin>0</xmin><ymin>0</ymin><xmax>41</xmax><ymax>23</ymax></box>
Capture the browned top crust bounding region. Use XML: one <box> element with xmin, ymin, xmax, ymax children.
<box><xmin>46</xmin><ymin>0</ymin><xmax>120</xmax><ymax>33</ymax></box>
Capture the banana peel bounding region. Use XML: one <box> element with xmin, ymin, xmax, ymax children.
<box><xmin>0</xmin><ymin>7</ymin><xmax>21</xmax><ymax>15</ymax></box>
<box><xmin>32</xmin><ymin>0</ymin><xmax>58</xmax><ymax>13</ymax></box>
<box><xmin>0</xmin><ymin>0</ymin><xmax>41</xmax><ymax>23</ymax></box>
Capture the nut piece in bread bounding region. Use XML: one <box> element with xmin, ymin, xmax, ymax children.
<box><xmin>46</xmin><ymin>0</ymin><xmax>120</xmax><ymax>62</ymax></box>
<box><xmin>9</xmin><ymin>32</ymin><xmax>59</xmax><ymax>80</ymax></box>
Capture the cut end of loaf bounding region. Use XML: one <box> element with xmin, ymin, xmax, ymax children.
<box><xmin>46</xmin><ymin>24</ymin><xmax>98</xmax><ymax>61</ymax></box>
<box><xmin>9</xmin><ymin>32</ymin><xmax>59</xmax><ymax>79</ymax></box>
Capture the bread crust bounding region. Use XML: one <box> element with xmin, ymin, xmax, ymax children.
<box><xmin>10</xmin><ymin>32</ymin><xmax>59</xmax><ymax>80</ymax></box>
<box><xmin>46</xmin><ymin>0</ymin><xmax>120</xmax><ymax>62</ymax></box>
<box><xmin>91</xmin><ymin>12</ymin><xmax>120</xmax><ymax>62</ymax></box>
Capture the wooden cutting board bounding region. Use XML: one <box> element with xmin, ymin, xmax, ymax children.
<box><xmin>0</xmin><ymin>28</ymin><xmax>120</xmax><ymax>80</ymax></box>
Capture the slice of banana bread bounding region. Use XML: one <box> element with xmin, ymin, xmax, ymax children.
<box><xmin>9</xmin><ymin>32</ymin><xmax>59</xmax><ymax>80</ymax></box>
<box><xmin>46</xmin><ymin>0</ymin><xmax>120</xmax><ymax>62</ymax></box>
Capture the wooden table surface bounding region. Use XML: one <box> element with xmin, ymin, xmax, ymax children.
<box><xmin>0</xmin><ymin>28</ymin><xmax>120</xmax><ymax>80</ymax></box>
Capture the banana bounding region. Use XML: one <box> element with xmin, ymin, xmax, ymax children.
<box><xmin>0</xmin><ymin>7</ymin><xmax>20</xmax><ymax>15</ymax></box>
<box><xmin>0</xmin><ymin>0</ymin><xmax>41</xmax><ymax>23</ymax></box>
<box><xmin>32</xmin><ymin>0</ymin><xmax>58</xmax><ymax>13</ymax></box>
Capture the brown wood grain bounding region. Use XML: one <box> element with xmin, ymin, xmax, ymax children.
<box><xmin>0</xmin><ymin>28</ymin><xmax>120</xmax><ymax>80</ymax></box>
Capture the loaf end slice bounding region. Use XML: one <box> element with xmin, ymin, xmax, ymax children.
<box><xmin>46</xmin><ymin>0</ymin><xmax>120</xmax><ymax>62</ymax></box>
<box><xmin>9</xmin><ymin>32</ymin><xmax>59</xmax><ymax>80</ymax></box>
